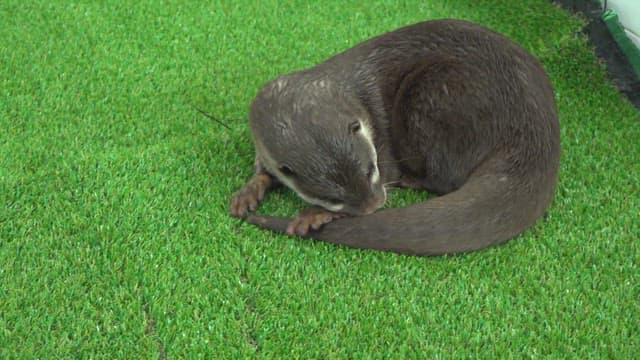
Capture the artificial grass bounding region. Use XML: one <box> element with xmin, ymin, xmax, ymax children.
<box><xmin>0</xmin><ymin>0</ymin><xmax>638</xmax><ymax>358</ymax></box>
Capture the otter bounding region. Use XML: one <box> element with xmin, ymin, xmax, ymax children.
<box><xmin>230</xmin><ymin>19</ymin><xmax>560</xmax><ymax>256</ymax></box>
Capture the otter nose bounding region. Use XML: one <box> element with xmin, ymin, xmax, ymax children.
<box><xmin>362</xmin><ymin>190</ymin><xmax>386</xmax><ymax>215</ymax></box>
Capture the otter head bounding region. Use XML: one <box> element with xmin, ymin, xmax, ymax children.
<box><xmin>249</xmin><ymin>75</ymin><xmax>386</xmax><ymax>216</ymax></box>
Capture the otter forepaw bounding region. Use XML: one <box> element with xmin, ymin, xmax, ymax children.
<box><xmin>230</xmin><ymin>173</ymin><xmax>273</xmax><ymax>218</ymax></box>
<box><xmin>286</xmin><ymin>207</ymin><xmax>345</xmax><ymax>236</ymax></box>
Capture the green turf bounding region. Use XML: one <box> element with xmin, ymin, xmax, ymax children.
<box><xmin>1</xmin><ymin>0</ymin><xmax>638</xmax><ymax>358</ymax></box>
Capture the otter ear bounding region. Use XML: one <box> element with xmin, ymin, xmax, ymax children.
<box><xmin>349</xmin><ymin>121</ymin><xmax>361</xmax><ymax>134</ymax></box>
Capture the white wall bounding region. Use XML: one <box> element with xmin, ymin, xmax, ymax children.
<box><xmin>606</xmin><ymin>0</ymin><xmax>640</xmax><ymax>49</ymax></box>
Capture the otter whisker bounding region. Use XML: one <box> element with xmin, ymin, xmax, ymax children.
<box><xmin>194</xmin><ymin>107</ymin><xmax>233</xmax><ymax>130</ymax></box>
<box><xmin>383</xmin><ymin>180</ymin><xmax>401</xmax><ymax>188</ymax></box>
<box><xmin>377</xmin><ymin>156</ymin><xmax>423</xmax><ymax>165</ymax></box>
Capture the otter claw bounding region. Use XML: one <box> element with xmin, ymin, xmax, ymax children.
<box><xmin>286</xmin><ymin>207</ymin><xmax>344</xmax><ymax>236</ymax></box>
<box><xmin>230</xmin><ymin>173</ymin><xmax>274</xmax><ymax>218</ymax></box>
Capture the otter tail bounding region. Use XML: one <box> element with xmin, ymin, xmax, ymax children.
<box><xmin>246</xmin><ymin>160</ymin><xmax>557</xmax><ymax>256</ymax></box>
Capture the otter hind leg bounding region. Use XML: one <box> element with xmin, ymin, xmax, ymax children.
<box><xmin>390</xmin><ymin>57</ymin><xmax>491</xmax><ymax>196</ymax></box>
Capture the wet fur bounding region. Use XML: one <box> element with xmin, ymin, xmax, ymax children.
<box><xmin>243</xmin><ymin>19</ymin><xmax>560</xmax><ymax>256</ymax></box>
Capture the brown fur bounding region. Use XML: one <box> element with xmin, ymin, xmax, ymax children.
<box><xmin>232</xmin><ymin>19</ymin><xmax>560</xmax><ymax>256</ymax></box>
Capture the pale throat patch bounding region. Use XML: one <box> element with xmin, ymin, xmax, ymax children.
<box><xmin>273</xmin><ymin>165</ymin><xmax>345</xmax><ymax>213</ymax></box>
<box><xmin>322</xmin><ymin>202</ymin><xmax>345</xmax><ymax>212</ymax></box>
<box><xmin>257</xmin><ymin>137</ymin><xmax>347</xmax><ymax>212</ymax></box>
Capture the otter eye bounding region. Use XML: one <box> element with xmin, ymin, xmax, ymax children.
<box><xmin>278</xmin><ymin>165</ymin><xmax>295</xmax><ymax>177</ymax></box>
<box><xmin>349</xmin><ymin>121</ymin><xmax>361</xmax><ymax>134</ymax></box>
